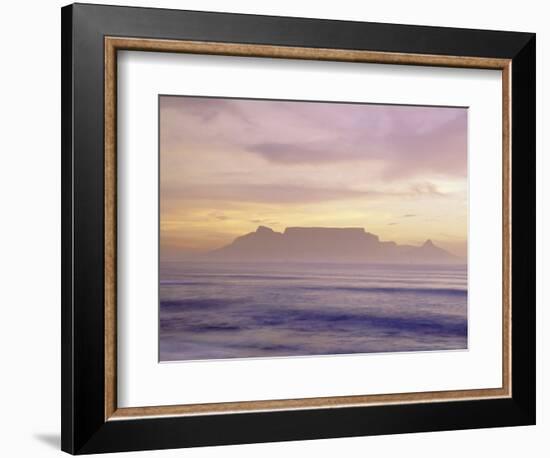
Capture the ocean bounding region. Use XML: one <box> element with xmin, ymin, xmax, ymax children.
<box><xmin>159</xmin><ymin>262</ymin><xmax>467</xmax><ymax>361</ymax></box>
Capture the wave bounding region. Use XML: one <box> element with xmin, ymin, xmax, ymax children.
<box><xmin>298</xmin><ymin>285</ymin><xmax>467</xmax><ymax>296</ymax></box>
<box><xmin>161</xmin><ymin>274</ymin><xmax>465</xmax><ymax>283</ymax></box>
<box><xmin>160</xmin><ymin>300</ymin><xmax>467</xmax><ymax>337</ymax></box>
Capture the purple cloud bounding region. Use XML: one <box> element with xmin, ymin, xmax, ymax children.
<box><xmin>162</xmin><ymin>182</ymin><xmax>446</xmax><ymax>205</ymax></box>
<box><xmin>160</xmin><ymin>96</ymin><xmax>467</xmax><ymax>180</ymax></box>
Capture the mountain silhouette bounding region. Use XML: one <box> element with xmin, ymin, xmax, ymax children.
<box><xmin>204</xmin><ymin>226</ymin><xmax>462</xmax><ymax>264</ymax></box>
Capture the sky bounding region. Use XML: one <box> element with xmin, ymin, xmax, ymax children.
<box><xmin>160</xmin><ymin>96</ymin><xmax>468</xmax><ymax>257</ymax></box>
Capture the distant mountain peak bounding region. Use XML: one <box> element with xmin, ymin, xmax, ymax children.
<box><xmin>256</xmin><ymin>225</ymin><xmax>275</xmax><ymax>234</ymax></box>
<box><xmin>205</xmin><ymin>226</ymin><xmax>461</xmax><ymax>264</ymax></box>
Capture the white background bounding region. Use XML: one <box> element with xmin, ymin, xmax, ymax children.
<box><xmin>0</xmin><ymin>0</ymin><xmax>545</xmax><ymax>457</ymax></box>
<box><xmin>118</xmin><ymin>52</ymin><xmax>502</xmax><ymax>407</ymax></box>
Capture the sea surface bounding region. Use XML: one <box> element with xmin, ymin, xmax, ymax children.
<box><xmin>159</xmin><ymin>262</ymin><xmax>467</xmax><ymax>361</ymax></box>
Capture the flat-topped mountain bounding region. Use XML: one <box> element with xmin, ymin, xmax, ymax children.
<box><xmin>204</xmin><ymin>226</ymin><xmax>461</xmax><ymax>264</ymax></box>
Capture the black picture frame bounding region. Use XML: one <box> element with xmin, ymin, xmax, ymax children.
<box><xmin>61</xmin><ymin>3</ymin><xmax>536</xmax><ymax>454</ymax></box>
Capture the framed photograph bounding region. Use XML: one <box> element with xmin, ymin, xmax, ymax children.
<box><xmin>61</xmin><ymin>3</ymin><xmax>536</xmax><ymax>454</ymax></box>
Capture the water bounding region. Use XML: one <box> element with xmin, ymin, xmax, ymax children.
<box><xmin>159</xmin><ymin>262</ymin><xmax>467</xmax><ymax>361</ymax></box>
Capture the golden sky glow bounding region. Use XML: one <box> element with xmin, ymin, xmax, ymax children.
<box><xmin>160</xmin><ymin>96</ymin><xmax>468</xmax><ymax>257</ymax></box>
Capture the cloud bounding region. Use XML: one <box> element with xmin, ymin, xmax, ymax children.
<box><xmin>408</xmin><ymin>182</ymin><xmax>444</xmax><ymax>196</ymax></box>
<box><xmin>244</xmin><ymin>104</ymin><xmax>467</xmax><ymax>179</ymax></box>
<box><xmin>161</xmin><ymin>96</ymin><xmax>254</xmax><ymax>125</ymax></box>
<box><xmin>208</xmin><ymin>212</ymin><xmax>230</xmax><ymax>221</ymax></box>
<box><xmin>247</xmin><ymin>139</ymin><xmax>363</xmax><ymax>164</ymax></box>
<box><xmin>163</xmin><ymin>181</ymin><xmax>447</xmax><ymax>206</ymax></box>
<box><xmin>164</xmin><ymin>184</ymin><xmax>374</xmax><ymax>204</ymax></box>
<box><xmin>161</xmin><ymin>96</ymin><xmax>467</xmax><ymax>180</ymax></box>
<box><xmin>402</xmin><ymin>214</ymin><xmax>417</xmax><ymax>218</ymax></box>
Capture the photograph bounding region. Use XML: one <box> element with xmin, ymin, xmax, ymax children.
<box><xmin>159</xmin><ymin>95</ymin><xmax>468</xmax><ymax>362</ymax></box>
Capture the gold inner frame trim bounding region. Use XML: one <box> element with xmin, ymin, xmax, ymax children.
<box><xmin>104</xmin><ymin>36</ymin><xmax>512</xmax><ymax>421</ymax></box>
